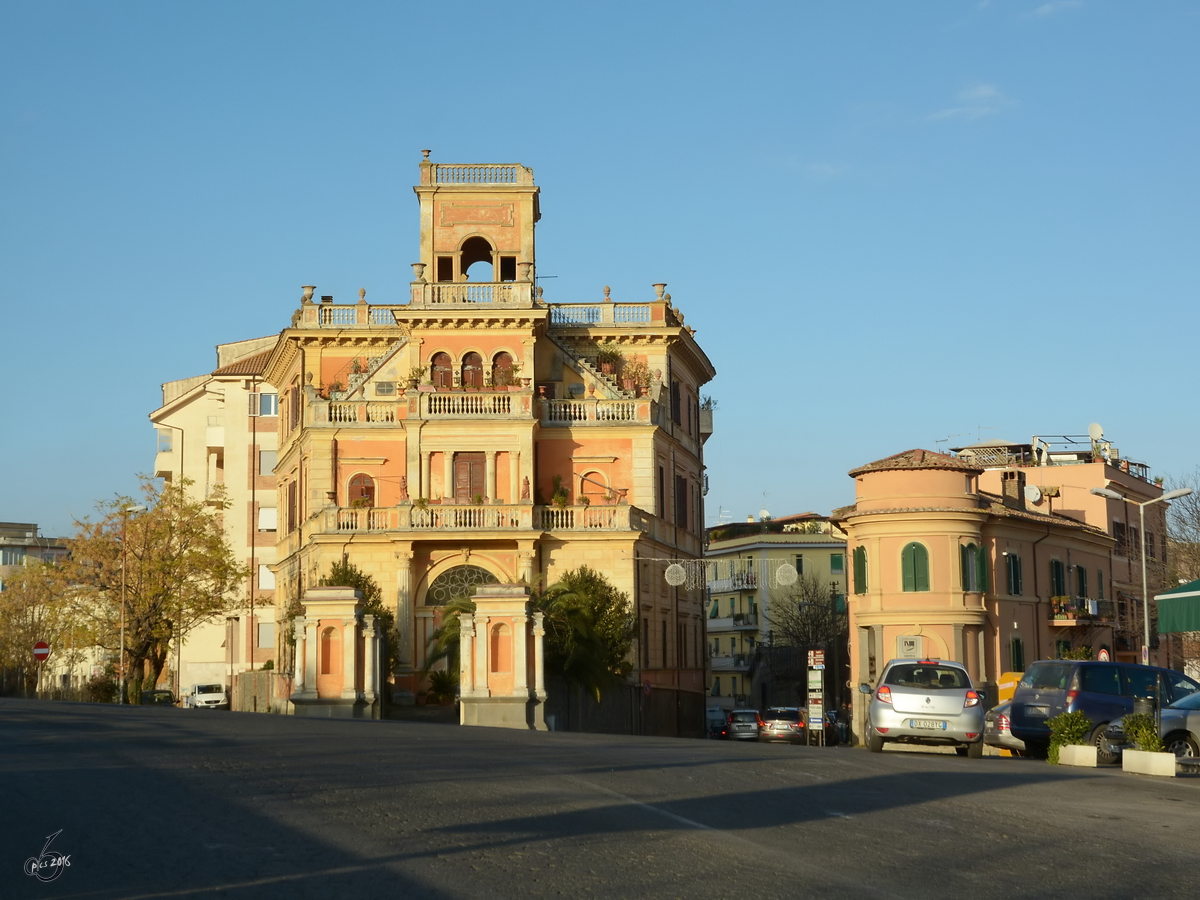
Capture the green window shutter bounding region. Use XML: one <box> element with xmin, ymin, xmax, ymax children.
<box><xmin>853</xmin><ymin>546</ymin><xmax>867</xmax><ymax>594</ymax></box>
<box><xmin>960</xmin><ymin>544</ymin><xmax>970</xmax><ymax>590</ymax></box>
<box><xmin>978</xmin><ymin>545</ymin><xmax>989</xmax><ymax>592</ymax></box>
<box><xmin>914</xmin><ymin>544</ymin><xmax>930</xmax><ymax>591</ymax></box>
<box><xmin>1013</xmin><ymin>556</ymin><xmax>1023</xmax><ymax>596</ymax></box>
<box><xmin>902</xmin><ymin>544</ymin><xmax>916</xmax><ymax>592</ymax></box>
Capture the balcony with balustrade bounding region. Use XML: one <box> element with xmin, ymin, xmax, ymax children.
<box><xmin>1050</xmin><ymin>597</ymin><xmax>1116</xmax><ymax>625</ymax></box>
<box><xmin>539</xmin><ymin>398</ymin><xmax>652</xmax><ymax>427</ymax></box>
<box><xmin>707</xmin><ymin>613</ymin><xmax>760</xmax><ymax>633</ymax></box>
<box><xmin>319</xmin><ymin>502</ymin><xmax>653</xmax><ymax>535</ymax></box>
<box><xmin>710</xmin><ymin>654</ymin><xmax>752</xmax><ymax>672</ymax></box>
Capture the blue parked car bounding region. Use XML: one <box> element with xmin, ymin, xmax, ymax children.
<box><xmin>1009</xmin><ymin>660</ymin><xmax>1200</xmax><ymax>762</ymax></box>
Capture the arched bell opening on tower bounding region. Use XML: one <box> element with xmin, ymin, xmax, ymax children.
<box><xmin>436</xmin><ymin>235</ymin><xmax>517</xmax><ymax>283</ymax></box>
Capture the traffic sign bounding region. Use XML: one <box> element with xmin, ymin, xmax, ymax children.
<box><xmin>642</xmin><ymin>680</ymin><xmax>652</xmax><ymax>697</ymax></box>
<box><xmin>33</xmin><ymin>641</ymin><xmax>50</xmax><ymax>662</ymax></box>
<box><xmin>1097</xmin><ymin>648</ymin><xmax>1110</xmax><ymax>662</ymax></box>
<box><xmin>807</xmin><ymin>649</ymin><xmax>825</xmax><ymax>667</ymax></box>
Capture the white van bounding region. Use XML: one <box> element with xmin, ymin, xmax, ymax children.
<box><xmin>186</xmin><ymin>683</ymin><xmax>229</xmax><ymax>710</ymax></box>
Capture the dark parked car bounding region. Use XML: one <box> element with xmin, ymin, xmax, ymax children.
<box><xmin>1009</xmin><ymin>661</ymin><xmax>1200</xmax><ymax>762</ymax></box>
<box><xmin>140</xmin><ymin>689</ymin><xmax>176</xmax><ymax>706</ymax></box>
<box><xmin>759</xmin><ymin>707</ymin><xmax>805</xmax><ymax>744</ymax></box>
<box><xmin>727</xmin><ymin>709</ymin><xmax>762</xmax><ymax>741</ymax></box>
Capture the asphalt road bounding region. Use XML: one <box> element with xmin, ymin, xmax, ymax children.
<box><xmin>1</xmin><ymin>699</ymin><xmax>1196</xmax><ymax>900</ymax></box>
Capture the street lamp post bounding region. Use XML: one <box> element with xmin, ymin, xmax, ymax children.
<box><xmin>1090</xmin><ymin>486</ymin><xmax>1193</xmax><ymax>666</ymax></box>
<box><xmin>119</xmin><ymin>504</ymin><xmax>147</xmax><ymax>703</ymax></box>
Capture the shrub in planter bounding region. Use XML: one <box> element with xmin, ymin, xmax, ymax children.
<box><xmin>1122</xmin><ymin>712</ymin><xmax>1164</xmax><ymax>752</ymax></box>
<box><xmin>1046</xmin><ymin>710</ymin><xmax>1093</xmax><ymax>764</ymax></box>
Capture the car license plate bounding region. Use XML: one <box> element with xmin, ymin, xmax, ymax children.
<box><xmin>910</xmin><ymin>719</ymin><xmax>947</xmax><ymax>730</ymax></box>
<box><xmin>1025</xmin><ymin>705</ymin><xmax>1049</xmax><ymax>717</ymax></box>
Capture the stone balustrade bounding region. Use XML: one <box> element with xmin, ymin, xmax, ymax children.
<box><xmin>540</xmin><ymin>399</ymin><xmax>651</xmax><ymax>426</ymax></box>
<box><xmin>310</xmin><ymin>400</ymin><xmax>405</xmax><ymax>426</ymax></box>
<box><xmin>321</xmin><ymin>503</ymin><xmax>647</xmax><ymax>534</ymax></box>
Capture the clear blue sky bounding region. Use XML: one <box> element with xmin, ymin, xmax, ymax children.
<box><xmin>3</xmin><ymin>1</ymin><xmax>1198</xmax><ymax>536</ymax></box>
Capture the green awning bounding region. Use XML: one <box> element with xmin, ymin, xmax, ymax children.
<box><xmin>1155</xmin><ymin>579</ymin><xmax>1200</xmax><ymax>633</ymax></box>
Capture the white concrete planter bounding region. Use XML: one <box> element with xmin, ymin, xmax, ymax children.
<box><xmin>1123</xmin><ymin>749</ymin><xmax>1176</xmax><ymax>777</ymax></box>
<box><xmin>1058</xmin><ymin>744</ymin><xmax>1097</xmax><ymax>767</ymax></box>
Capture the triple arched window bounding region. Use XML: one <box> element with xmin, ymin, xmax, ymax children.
<box><xmin>901</xmin><ymin>542</ymin><xmax>930</xmax><ymax>592</ymax></box>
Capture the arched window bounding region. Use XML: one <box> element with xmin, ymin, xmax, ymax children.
<box><xmin>320</xmin><ymin>627</ymin><xmax>336</xmax><ymax>675</ymax></box>
<box><xmin>431</xmin><ymin>352</ymin><xmax>453</xmax><ymax>388</ymax></box>
<box><xmin>461</xmin><ymin>352</ymin><xmax>483</xmax><ymax>388</ymax></box>
<box><xmin>901</xmin><ymin>542</ymin><xmax>930</xmax><ymax>592</ymax></box>
<box><xmin>853</xmin><ymin>546</ymin><xmax>868</xmax><ymax>595</ymax></box>
<box><xmin>490</xmin><ymin>623</ymin><xmax>511</xmax><ymax>673</ymax></box>
<box><xmin>348</xmin><ymin>474</ymin><xmax>375</xmax><ymax>508</ymax></box>
<box><xmin>424</xmin><ymin>565</ymin><xmax>498</xmax><ymax>606</ymax></box>
<box><xmin>491</xmin><ymin>351</ymin><xmax>515</xmax><ymax>387</ymax></box>
<box><xmin>961</xmin><ymin>543</ymin><xmax>989</xmax><ymax>592</ymax></box>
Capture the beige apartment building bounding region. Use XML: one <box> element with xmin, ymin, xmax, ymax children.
<box><xmin>150</xmin><ymin>337</ymin><xmax>279</xmax><ymax>695</ymax></box>
<box><xmin>704</xmin><ymin>515</ymin><xmax>847</xmax><ymax>711</ymax></box>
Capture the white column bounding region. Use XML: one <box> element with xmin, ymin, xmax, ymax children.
<box><xmin>420</xmin><ymin>451</ymin><xmax>432</xmax><ymax>499</ymax></box>
<box><xmin>341</xmin><ymin>617</ymin><xmax>357</xmax><ymax>699</ymax></box>
<box><xmin>395</xmin><ymin>552</ymin><xmax>413</xmax><ymax>668</ymax></box>
<box><xmin>532</xmin><ymin>612</ymin><xmax>546</xmax><ymax>700</ymax></box>
<box><xmin>514</xmin><ymin>610</ymin><xmax>528</xmax><ymax>695</ymax></box>
<box><xmin>474</xmin><ymin>613</ymin><xmax>489</xmax><ymax>696</ymax></box>
<box><xmin>485</xmin><ymin>451</ymin><xmax>497</xmax><ymax>502</ymax></box>
<box><xmin>460</xmin><ymin>615</ymin><xmax>476</xmax><ymax>696</ymax></box>
<box><xmin>443</xmin><ymin>452</ymin><xmax>454</xmax><ymax>502</ymax></box>
<box><xmin>304</xmin><ymin>619</ymin><xmax>319</xmax><ymax>695</ymax></box>
<box><xmin>293</xmin><ymin>616</ymin><xmax>308</xmax><ymax>694</ymax></box>
<box><xmin>363</xmin><ymin>614</ymin><xmax>378</xmax><ymax>701</ymax></box>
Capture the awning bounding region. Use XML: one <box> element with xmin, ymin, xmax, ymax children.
<box><xmin>1155</xmin><ymin>579</ymin><xmax>1200</xmax><ymax>633</ymax></box>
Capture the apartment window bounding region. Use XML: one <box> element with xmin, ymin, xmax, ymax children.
<box><xmin>249</xmin><ymin>393</ymin><xmax>278</xmax><ymax>416</ymax></box>
<box><xmin>1007</xmin><ymin>554</ymin><xmax>1023</xmax><ymax>596</ymax></box>
<box><xmin>853</xmin><ymin>546</ymin><xmax>867</xmax><ymax>595</ymax></box>
<box><xmin>830</xmin><ymin>553</ymin><xmax>844</xmax><ymax>575</ymax></box>
<box><xmin>258</xmin><ymin>450</ymin><xmax>277</xmax><ymax>476</ymax></box>
<box><xmin>1075</xmin><ymin>565</ymin><xmax>1088</xmax><ymax>599</ymax></box>
<box><xmin>257</xmin><ymin>507</ymin><xmax>277</xmax><ymax>532</ymax></box>
<box><xmin>288</xmin><ymin>385</ymin><xmax>301</xmax><ymax>431</ymax></box>
<box><xmin>662</xmin><ymin>621</ymin><xmax>668</xmax><ymax>668</ymax></box>
<box><xmin>257</xmin><ymin>622</ymin><xmax>276</xmax><ymax>648</ymax></box>
<box><xmin>960</xmin><ymin>543</ymin><xmax>989</xmax><ymax>592</ymax></box>
<box><xmin>1097</xmin><ymin>570</ymin><xmax>1104</xmax><ymax>600</ymax></box>
<box><xmin>157</xmin><ymin>429</ymin><xmax>173</xmax><ymax>452</ymax></box>
<box><xmin>642</xmin><ymin>618</ymin><xmax>650</xmax><ymax>667</ymax></box>
<box><xmin>657</xmin><ymin>466</ymin><xmax>666</xmax><ymax>518</ymax></box>
<box><xmin>670</xmin><ymin>381</ymin><xmax>681</xmax><ymax>424</ymax></box>
<box><xmin>795</xmin><ymin>554</ymin><xmax>804</xmax><ymax>576</ymax></box>
<box><xmin>0</xmin><ymin>548</ymin><xmax>26</xmax><ymax>566</ymax></box>
<box><xmin>1056</xmin><ymin>639</ymin><xmax>1072</xmax><ymax>659</ymax></box>
<box><xmin>1129</xmin><ymin>526</ymin><xmax>1141</xmax><ymax>555</ymax></box>
<box><xmin>287</xmin><ymin>482</ymin><xmax>298</xmax><ymax>533</ymax></box>
<box><xmin>1146</xmin><ymin>530</ymin><xmax>1156</xmax><ymax>560</ymax></box>
<box><xmin>1010</xmin><ymin>637</ymin><xmax>1025</xmax><ymax>673</ymax></box>
<box><xmin>674</xmin><ymin>474</ymin><xmax>688</xmax><ymax>528</ymax></box>
<box><xmin>1112</xmin><ymin>521</ymin><xmax>1127</xmax><ymax>556</ymax></box>
<box><xmin>1050</xmin><ymin>559</ymin><xmax>1067</xmax><ymax>597</ymax></box>
<box><xmin>712</xmin><ymin>676</ymin><xmax>721</xmax><ymax>697</ymax></box>
<box><xmin>901</xmin><ymin>543</ymin><xmax>930</xmax><ymax>592</ymax></box>
<box><xmin>258</xmin><ymin>564</ymin><xmax>276</xmax><ymax>590</ymax></box>
<box><xmin>728</xmin><ymin>597</ymin><xmax>735</xmax><ymax>616</ymax></box>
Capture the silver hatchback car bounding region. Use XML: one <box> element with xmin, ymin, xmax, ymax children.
<box><xmin>860</xmin><ymin>659</ymin><xmax>987</xmax><ymax>758</ymax></box>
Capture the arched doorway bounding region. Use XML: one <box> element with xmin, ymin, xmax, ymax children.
<box><xmin>491</xmin><ymin>351</ymin><xmax>515</xmax><ymax>387</ymax></box>
<box><xmin>431</xmin><ymin>352</ymin><xmax>453</xmax><ymax>388</ymax></box>
<box><xmin>424</xmin><ymin>564</ymin><xmax>499</xmax><ymax>606</ymax></box>
<box><xmin>348</xmin><ymin>474</ymin><xmax>375</xmax><ymax>507</ymax></box>
<box><xmin>460</xmin><ymin>236</ymin><xmax>493</xmax><ymax>282</ymax></box>
<box><xmin>461</xmin><ymin>352</ymin><xmax>484</xmax><ymax>388</ymax></box>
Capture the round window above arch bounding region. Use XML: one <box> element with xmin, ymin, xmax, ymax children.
<box><xmin>424</xmin><ymin>565</ymin><xmax>499</xmax><ymax>606</ymax></box>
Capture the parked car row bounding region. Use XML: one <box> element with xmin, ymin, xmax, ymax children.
<box><xmin>707</xmin><ymin>707</ymin><xmax>814</xmax><ymax>743</ymax></box>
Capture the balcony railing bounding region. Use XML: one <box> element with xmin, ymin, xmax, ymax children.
<box><xmin>707</xmin><ymin>614</ymin><xmax>760</xmax><ymax>632</ymax></box>
<box><xmin>547</xmin><ymin>302</ymin><xmax>673</xmax><ymax>328</ymax></box>
<box><xmin>310</xmin><ymin>401</ymin><xmax>405</xmax><ymax>426</ymax></box>
<box><xmin>1050</xmin><ymin>598</ymin><xmax>1116</xmax><ymax>625</ymax></box>
<box><xmin>430</xmin><ymin>164</ymin><xmax>533</xmax><ymax>185</ymax></box>
<box><xmin>410</xmin><ymin>282</ymin><xmax>535</xmax><ymax>308</ymax></box>
<box><xmin>422</xmin><ymin>391</ymin><xmax>528</xmax><ymax>419</ymax></box>
<box><xmin>540</xmin><ymin>399</ymin><xmax>651</xmax><ymax>426</ymax></box>
<box><xmin>711</xmin><ymin>655</ymin><xmax>751</xmax><ymax>671</ymax></box>
<box><xmin>707</xmin><ymin>574</ymin><xmax>760</xmax><ymax>593</ymax></box>
<box><xmin>321</xmin><ymin>503</ymin><xmax>645</xmax><ymax>534</ymax></box>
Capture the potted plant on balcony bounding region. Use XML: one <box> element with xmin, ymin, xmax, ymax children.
<box><xmin>408</xmin><ymin>365</ymin><xmax>426</xmax><ymax>390</ymax></box>
<box><xmin>622</xmin><ymin>358</ymin><xmax>650</xmax><ymax>395</ymax></box>
<box><xmin>551</xmin><ymin>475</ymin><xmax>570</xmax><ymax>509</ymax></box>
<box><xmin>595</xmin><ymin>343</ymin><xmax>624</xmax><ymax>375</ymax></box>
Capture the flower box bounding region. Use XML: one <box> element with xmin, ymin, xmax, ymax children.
<box><xmin>1058</xmin><ymin>744</ymin><xmax>1097</xmax><ymax>767</ymax></box>
<box><xmin>1123</xmin><ymin>749</ymin><xmax>1176</xmax><ymax>777</ymax></box>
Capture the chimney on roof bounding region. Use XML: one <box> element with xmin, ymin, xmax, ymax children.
<box><xmin>747</xmin><ymin>515</ymin><xmax>755</xmax><ymax>523</ymax></box>
<box><xmin>1001</xmin><ymin>470</ymin><xmax>1026</xmax><ymax>511</ymax></box>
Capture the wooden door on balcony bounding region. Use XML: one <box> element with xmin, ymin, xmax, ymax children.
<box><xmin>454</xmin><ymin>452</ymin><xmax>486</xmax><ymax>503</ymax></box>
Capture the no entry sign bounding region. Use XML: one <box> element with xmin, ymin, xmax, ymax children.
<box><xmin>33</xmin><ymin>641</ymin><xmax>50</xmax><ymax>662</ymax></box>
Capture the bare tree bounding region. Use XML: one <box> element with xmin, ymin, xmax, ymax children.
<box><xmin>766</xmin><ymin>573</ymin><xmax>846</xmax><ymax>649</ymax></box>
<box><xmin>1167</xmin><ymin>468</ymin><xmax>1200</xmax><ymax>584</ymax></box>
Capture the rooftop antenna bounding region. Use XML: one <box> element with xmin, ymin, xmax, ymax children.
<box><xmin>936</xmin><ymin>432</ymin><xmax>970</xmax><ymax>449</ymax></box>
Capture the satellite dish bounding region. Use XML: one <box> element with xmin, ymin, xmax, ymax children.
<box><xmin>776</xmin><ymin>563</ymin><xmax>798</xmax><ymax>586</ymax></box>
<box><xmin>664</xmin><ymin>564</ymin><xmax>686</xmax><ymax>586</ymax></box>
<box><xmin>1024</xmin><ymin>484</ymin><xmax>1043</xmax><ymax>504</ymax></box>
<box><xmin>1088</xmin><ymin>423</ymin><xmax>1104</xmax><ymax>441</ymax></box>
